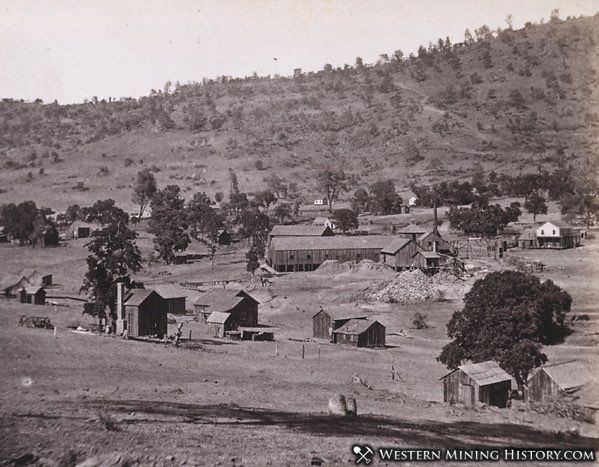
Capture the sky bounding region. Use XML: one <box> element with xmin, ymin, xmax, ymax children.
<box><xmin>1</xmin><ymin>0</ymin><xmax>598</xmax><ymax>104</ymax></box>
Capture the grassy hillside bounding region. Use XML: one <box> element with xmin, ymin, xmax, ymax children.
<box><xmin>1</xmin><ymin>14</ymin><xmax>598</xmax><ymax>211</ymax></box>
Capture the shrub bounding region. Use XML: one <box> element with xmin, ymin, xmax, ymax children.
<box><xmin>412</xmin><ymin>312</ymin><xmax>430</xmax><ymax>329</ymax></box>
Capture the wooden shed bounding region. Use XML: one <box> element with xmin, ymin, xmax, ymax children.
<box><xmin>417</xmin><ymin>231</ymin><xmax>456</xmax><ymax>256</ymax></box>
<box><xmin>518</xmin><ymin>228</ymin><xmax>538</xmax><ymax>249</ymax></box>
<box><xmin>395</xmin><ymin>223</ymin><xmax>428</xmax><ymax>241</ymax></box>
<box><xmin>441</xmin><ymin>361</ymin><xmax>513</xmax><ymax>408</ymax></box>
<box><xmin>331</xmin><ymin>319</ymin><xmax>385</xmax><ymax>348</ymax></box>
<box><xmin>380</xmin><ymin>238</ymin><xmax>421</xmax><ymax>271</ymax></box>
<box><xmin>123</xmin><ymin>289</ymin><xmax>167</xmax><ymax>338</ymax></box>
<box><xmin>152</xmin><ymin>284</ymin><xmax>187</xmax><ymax>314</ymax></box>
<box><xmin>312</xmin><ymin>307</ymin><xmax>369</xmax><ymax>339</ymax></box>
<box><xmin>267</xmin><ymin>235</ymin><xmax>391</xmax><ymax>272</ymax></box>
<box><xmin>217</xmin><ymin>229</ymin><xmax>231</xmax><ymax>245</ymax></box>
<box><xmin>412</xmin><ymin>250</ymin><xmax>445</xmax><ymax>271</ymax></box>
<box><xmin>194</xmin><ymin>289</ymin><xmax>259</xmax><ymax>327</ymax></box>
<box><xmin>526</xmin><ymin>361</ymin><xmax>590</xmax><ymax>404</ymax></box>
<box><xmin>32</xmin><ymin>225</ymin><xmax>59</xmax><ymax>247</ymax></box>
<box><xmin>19</xmin><ymin>286</ymin><xmax>46</xmax><ymax>305</ymax></box>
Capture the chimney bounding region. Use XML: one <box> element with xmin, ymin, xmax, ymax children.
<box><xmin>115</xmin><ymin>282</ymin><xmax>126</xmax><ymax>334</ymax></box>
<box><xmin>433</xmin><ymin>199</ymin><xmax>439</xmax><ymax>235</ymax></box>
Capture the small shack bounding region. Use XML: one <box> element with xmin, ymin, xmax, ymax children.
<box><xmin>123</xmin><ymin>289</ymin><xmax>167</xmax><ymax>338</ymax></box>
<box><xmin>526</xmin><ymin>360</ymin><xmax>590</xmax><ymax>404</ymax></box>
<box><xmin>380</xmin><ymin>238</ymin><xmax>420</xmax><ymax>271</ymax></box>
<box><xmin>32</xmin><ymin>225</ymin><xmax>59</xmax><ymax>247</ymax></box>
<box><xmin>417</xmin><ymin>231</ymin><xmax>455</xmax><ymax>256</ymax></box>
<box><xmin>19</xmin><ymin>286</ymin><xmax>46</xmax><ymax>305</ymax></box>
<box><xmin>194</xmin><ymin>289</ymin><xmax>259</xmax><ymax>330</ymax></box>
<box><xmin>217</xmin><ymin>229</ymin><xmax>231</xmax><ymax>245</ymax></box>
<box><xmin>395</xmin><ymin>223</ymin><xmax>428</xmax><ymax>241</ymax></box>
<box><xmin>518</xmin><ymin>228</ymin><xmax>538</xmax><ymax>249</ymax></box>
<box><xmin>441</xmin><ymin>361</ymin><xmax>512</xmax><ymax>408</ymax></box>
<box><xmin>331</xmin><ymin>319</ymin><xmax>385</xmax><ymax>348</ymax></box>
<box><xmin>312</xmin><ymin>307</ymin><xmax>369</xmax><ymax>339</ymax></box>
<box><xmin>412</xmin><ymin>250</ymin><xmax>444</xmax><ymax>271</ymax></box>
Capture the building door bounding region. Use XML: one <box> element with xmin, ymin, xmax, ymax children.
<box><xmin>127</xmin><ymin>312</ymin><xmax>135</xmax><ymax>335</ymax></box>
<box><xmin>459</xmin><ymin>383</ymin><xmax>475</xmax><ymax>406</ymax></box>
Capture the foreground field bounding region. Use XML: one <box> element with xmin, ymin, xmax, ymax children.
<box><xmin>1</xmin><ymin>236</ymin><xmax>598</xmax><ymax>465</ymax></box>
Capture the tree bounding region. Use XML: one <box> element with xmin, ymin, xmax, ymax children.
<box><xmin>132</xmin><ymin>169</ymin><xmax>157</xmax><ymax>219</ymax></box>
<box><xmin>524</xmin><ymin>191</ymin><xmax>547</xmax><ymax>221</ymax></box>
<box><xmin>82</xmin><ymin>221</ymin><xmax>142</xmax><ymax>329</ymax></box>
<box><xmin>448</xmin><ymin>204</ymin><xmax>520</xmax><ymax>237</ymax></box>
<box><xmin>253</xmin><ymin>190</ymin><xmax>277</xmax><ymax>211</ymax></box>
<box><xmin>316</xmin><ymin>168</ymin><xmax>348</xmax><ymax>213</ymax></box>
<box><xmin>559</xmin><ymin>177</ymin><xmax>599</xmax><ymax>227</ymax></box>
<box><xmin>214</xmin><ymin>192</ymin><xmax>224</xmax><ymax>203</ymax></box>
<box><xmin>369</xmin><ymin>180</ymin><xmax>404</xmax><ymax>215</ymax></box>
<box><xmin>81</xmin><ymin>199</ymin><xmax>129</xmax><ymax>226</ymax></box>
<box><xmin>0</xmin><ymin>201</ymin><xmax>38</xmax><ymax>244</ymax></box>
<box><xmin>438</xmin><ymin>271</ymin><xmax>571</xmax><ymax>388</ymax></box>
<box><xmin>265</xmin><ymin>173</ymin><xmax>287</xmax><ymax>198</ymax></box>
<box><xmin>246</xmin><ymin>248</ymin><xmax>260</xmax><ymax>276</ymax></box>
<box><xmin>65</xmin><ymin>204</ymin><xmax>81</xmax><ymax>222</ymax></box>
<box><xmin>149</xmin><ymin>185</ymin><xmax>190</xmax><ymax>263</ymax></box>
<box><xmin>332</xmin><ymin>209</ymin><xmax>358</xmax><ymax>234</ymax></box>
<box><xmin>351</xmin><ymin>188</ymin><xmax>370</xmax><ymax>214</ymax></box>
<box><xmin>239</xmin><ymin>208</ymin><xmax>270</xmax><ymax>255</ymax></box>
<box><xmin>274</xmin><ymin>203</ymin><xmax>292</xmax><ymax>224</ymax></box>
<box><xmin>187</xmin><ymin>192</ymin><xmax>223</xmax><ymax>266</ymax></box>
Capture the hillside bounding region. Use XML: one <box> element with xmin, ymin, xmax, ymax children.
<box><xmin>1</xmin><ymin>14</ymin><xmax>598</xmax><ymax>211</ymax></box>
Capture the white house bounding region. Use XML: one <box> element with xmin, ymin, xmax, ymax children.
<box><xmin>535</xmin><ymin>221</ymin><xmax>581</xmax><ymax>249</ymax></box>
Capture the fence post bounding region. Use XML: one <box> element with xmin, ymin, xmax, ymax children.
<box><xmin>302</xmin><ymin>344</ymin><xmax>305</xmax><ymax>360</ymax></box>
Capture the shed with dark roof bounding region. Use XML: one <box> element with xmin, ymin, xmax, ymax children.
<box><xmin>312</xmin><ymin>307</ymin><xmax>369</xmax><ymax>339</ymax></box>
<box><xmin>331</xmin><ymin>319</ymin><xmax>385</xmax><ymax>348</ymax></box>
<box><xmin>441</xmin><ymin>361</ymin><xmax>513</xmax><ymax>408</ymax></box>
<box><xmin>19</xmin><ymin>285</ymin><xmax>46</xmax><ymax>305</ymax></box>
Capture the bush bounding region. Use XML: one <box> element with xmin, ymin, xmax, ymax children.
<box><xmin>412</xmin><ymin>312</ymin><xmax>430</xmax><ymax>329</ymax></box>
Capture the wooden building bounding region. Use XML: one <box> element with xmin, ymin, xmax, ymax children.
<box><xmin>380</xmin><ymin>238</ymin><xmax>421</xmax><ymax>271</ymax></box>
<box><xmin>518</xmin><ymin>228</ymin><xmax>538</xmax><ymax>249</ymax></box>
<box><xmin>267</xmin><ymin>235</ymin><xmax>391</xmax><ymax>272</ymax></box>
<box><xmin>312</xmin><ymin>217</ymin><xmax>335</xmax><ymax>230</ymax></box>
<box><xmin>194</xmin><ymin>289</ymin><xmax>259</xmax><ymax>326</ymax></box>
<box><xmin>217</xmin><ymin>229</ymin><xmax>231</xmax><ymax>245</ymax></box>
<box><xmin>21</xmin><ymin>269</ymin><xmax>52</xmax><ymax>287</ymax></box>
<box><xmin>536</xmin><ymin>221</ymin><xmax>581</xmax><ymax>249</ymax></box>
<box><xmin>526</xmin><ymin>361</ymin><xmax>590</xmax><ymax>404</ymax></box>
<box><xmin>69</xmin><ymin>221</ymin><xmax>102</xmax><ymax>239</ymax></box>
<box><xmin>441</xmin><ymin>361</ymin><xmax>512</xmax><ymax>408</ymax></box>
<box><xmin>32</xmin><ymin>225</ymin><xmax>59</xmax><ymax>247</ymax></box>
<box><xmin>268</xmin><ymin>224</ymin><xmax>334</xmax><ymax>242</ymax></box>
<box><xmin>123</xmin><ymin>289</ymin><xmax>167</xmax><ymax>338</ymax></box>
<box><xmin>312</xmin><ymin>307</ymin><xmax>369</xmax><ymax>339</ymax></box>
<box><xmin>152</xmin><ymin>284</ymin><xmax>187</xmax><ymax>314</ymax></box>
<box><xmin>331</xmin><ymin>319</ymin><xmax>385</xmax><ymax>348</ymax></box>
<box><xmin>412</xmin><ymin>250</ymin><xmax>445</xmax><ymax>271</ymax></box>
<box><xmin>395</xmin><ymin>223</ymin><xmax>428</xmax><ymax>241</ymax></box>
<box><xmin>19</xmin><ymin>286</ymin><xmax>46</xmax><ymax>305</ymax></box>
<box><xmin>417</xmin><ymin>231</ymin><xmax>455</xmax><ymax>255</ymax></box>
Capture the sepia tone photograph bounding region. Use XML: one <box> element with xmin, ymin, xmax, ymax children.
<box><xmin>1</xmin><ymin>1</ymin><xmax>598</xmax><ymax>465</ymax></box>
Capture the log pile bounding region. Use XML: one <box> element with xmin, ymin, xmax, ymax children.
<box><xmin>18</xmin><ymin>315</ymin><xmax>53</xmax><ymax>329</ymax></box>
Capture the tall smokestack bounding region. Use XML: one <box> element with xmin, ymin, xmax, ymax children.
<box><xmin>115</xmin><ymin>282</ymin><xmax>126</xmax><ymax>334</ymax></box>
<box><xmin>433</xmin><ymin>199</ymin><xmax>439</xmax><ymax>235</ymax></box>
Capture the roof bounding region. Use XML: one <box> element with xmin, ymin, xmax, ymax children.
<box><xmin>380</xmin><ymin>238</ymin><xmax>412</xmax><ymax>255</ymax></box>
<box><xmin>312</xmin><ymin>217</ymin><xmax>332</xmax><ymax>225</ymax></box>
<box><xmin>206</xmin><ymin>311</ymin><xmax>232</xmax><ymax>324</ymax></box>
<box><xmin>396</xmin><ymin>223</ymin><xmax>427</xmax><ymax>234</ymax></box>
<box><xmin>22</xmin><ymin>285</ymin><xmax>44</xmax><ymax>294</ymax></box>
<box><xmin>269</xmin><ymin>225</ymin><xmax>332</xmax><ymax>237</ymax></box>
<box><xmin>539</xmin><ymin>220</ymin><xmax>573</xmax><ymax>230</ymax></box>
<box><xmin>333</xmin><ymin>319</ymin><xmax>383</xmax><ymax>335</ymax></box>
<box><xmin>535</xmin><ymin>361</ymin><xmax>591</xmax><ymax>391</ymax></box>
<box><xmin>414</xmin><ymin>250</ymin><xmax>441</xmax><ymax>259</ymax></box>
<box><xmin>518</xmin><ymin>228</ymin><xmax>537</xmax><ymax>240</ymax></box>
<box><xmin>152</xmin><ymin>284</ymin><xmax>188</xmax><ymax>299</ymax></box>
<box><xmin>313</xmin><ymin>307</ymin><xmax>369</xmax><ymax>320</ymax></box>
<box><xmin>270</xmin><ymin>235</ymin><xmax>391</xmax><ymax>251</ymax></box>
<box><xmin>442</xmin><ymin>361</ymin><xmax>512</xmax><ymax>386</ymax></box>
<box><xmin>417</xmin><ymin>231</ymin><xmax>436</xmax><ymax>243</ymax></box>
<box><xmin>193</xmin><ymin>289</ymin><xmax>258</xmax><ymax>313</ymax></box>
<box><xmin>0</xmin><ymin>274</ymin><xmax>25</xmax><ymax>290</ymax></box>
<box><xmin>20</xmin><ymin>269</ymin><xmax>38</xmax><ymax>280</ymax></box>
<box><xmin>124</xmin><ymin>288</ymin><xmax>158</xmax><ymax>306</ymax></box>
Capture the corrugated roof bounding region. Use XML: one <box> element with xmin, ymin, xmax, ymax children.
<box><xmin>269</xmin><ymin>225</ymin><xmax>332</xmax><ymax>237</ymax></box>
<box><xmin>206</xmin><ymin>311</ymin><xmax>232</xmax><ymax>324</ymax></box>
<box><xmin>124</xmin><ymin>289</ymin><xmax>157</xmax><ymax>306</ymax></box>
<box><xmin>537</xmin><ymin>361</ymin><xmax>590</xmax><ymax>391</ymax></box>
<box><xmin>313</xmin><ymin>307</ymin><xmax>369</xmax><ymax>320</ymax></box>
<box><xmin>451</xmin><ymin>361</ymin><xmax>512</xmax><ymax>386</ymax></box>
<box><xmin>333</xmin><ymin>319</ymin><xmax>382</xmax><ymax>335</ymax></box>
<box><xmin>380</xmin><ymin>238</ymin><xmax>412</xmax><ymax>254</ymax></box>
<box><xmin>270</xmin><ymin>235</ymin><xmax>391</xmax><ymax>251</ymax></box>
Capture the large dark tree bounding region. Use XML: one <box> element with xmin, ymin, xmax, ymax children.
<box><xmin>149</xmin><ymin>185</ymin><xmax>190</xmax><ymax>263</ymax></box>
<box><xmin>82</xmin><ymin>221</ymin><xmax>142</xmax><ymax>329</ymax></box>
<box><xmin>0</xmin><ymin>201</ymin><xmax>38</xmax><ymax>244</ymax></box>
<box><xmin>187</xmin><ymin>192</ymin><xmax>223</xmax><ymax>266</ymax></box>
<box><xmin>332</xmin><ymin>208</ymin><xmax>358</xmax><ymax>234</ymax></box>
<box><xmin>369</xmin><ymin>180</ymin><xmax>403</xmax><ymax>215</ymax></box>
<box><xmin>316</xmin><ymin>167</ymin><xmax>348</xmax><ymax>213</ymax></box>
<box><xmin>438</xmin><ymin>270</ymin><xmax>571</xmax><ymax>388</ymax></box>
<box><xmin>239</xmin><ymin>208</ymin><xmax>270</xmax><ymax>255</ymax></box>
<box><xmin>81</xmin><ymin>199</ymin><xmax>129</xmax><ymax>226</ymax></box>
<box><xmin>524</xmin><ymin>190</ymin><xmax>547</xmax><ymax>221</ymax></box>
<box><xmin>132</xmin><ymin>169</ymin><xmax>157</xmax><ymax>219</ymax></box>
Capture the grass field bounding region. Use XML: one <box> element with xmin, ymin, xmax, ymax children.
<box><xmin>1</xmin><ymin>224</ymin><xmax>598</xmax><ymax>465</ymax></box>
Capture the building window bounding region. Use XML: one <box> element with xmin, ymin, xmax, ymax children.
<box><xmin>541</xmin><ymin>230</ymin><xmax>544</xmax><ymax>235</ymax></box>
<box><xmin>290</xmin><ymin>254</ymin><xmax>294</xmax><ymax>260</ymax></box>
<box><xmin>307</xmin><ymin>254</ymin><xmax>312</xmax><ymax>259</ymax></box>
<box><xmin>553</xmin><ymin>230</ymin><xmax>556</xmax><ymax>235</ymax></box>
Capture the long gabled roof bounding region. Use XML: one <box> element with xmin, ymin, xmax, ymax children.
<box><xmin>313</xmin><ymin>306</ymin><xmax>369</xmax><ymax>320</ymax></box>
<box><xmin>396</xmin><ymin>223</ymin><xmax>427</xmax><ymax>234</ymax></box>
<box><xmin>413</xmin><ymin>250</ymin><xmax>441</xmax><ymax>259</ymax></box>
<box><xmin>380</xmin><ymin>238</ymin><xmax>412</xmax><ymax>255</ymax></box>
<box><xmin>454</xmin><ymin>361</ymin><xmax>512</xmax><ymax>386</ymax></box>
<box><xmin>269</xmin><ymin>225</ymin><xmax>333</xmax><ymax>237</ymax></box>
<box><xmin>534</xmin><ymin>360</ymin><xmax>590</xmax><ymax>391</ymax></box>
<box><xmin>152</xmin><ymin>284</ymin><xmax>188</xmax><ymax>299</ymax></box>
<box><xmin>270</xmin><ymin>235</ymin><xmax>391</xmax><ymax>251</ymax></box>
<box><xmin>333</xmin><ymin>319</ymin><xmax>383</xmax><ymax>335</ymax></box>
<box><xmin>539</xmin><ymin>220</ymin><xmax>573</xmax><ymax>230</ymax></box>
<box><xmin>206</xmin><ymin>311</ymin><xmax>232</xmax><ymax>324</ymax></box>
<box><xmin>193</xmin><ymin>289</ymin><xmax>258</xmax><ymax>313</ymax></box>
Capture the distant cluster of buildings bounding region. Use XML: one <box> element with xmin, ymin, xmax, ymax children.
<box><xmin>0</xmin><ymin>269</ymin><xmax>52</xmax><ymax>305</ymax></box>
<box><xmin>517</xmin><ymin>221</ymin><xmax>584</xmax><ymax>250</ymax></box>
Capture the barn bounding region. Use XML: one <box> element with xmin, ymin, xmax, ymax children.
<box><xmin>526</xmin><ymin>361</ymin><xmax>590</xmax><ymax>404</ymax></box>
<box><xmin>69</xmin><ymin>221</ymin><xmax>102</xmax><ymax>239</ymax></box>
<box><xmin>194</xmin><ymin>289</ymin><xmax>259</xmax><ymax>327</ymax></box>
<box><xmin>380</xmin><ymin>238</ymin><xmax>421</xmax><ymax>271</ymax></box>
<box><xmin>19</xmin><ymin>286</ymin><xmax>46</xmax><ymax>305</ymax></box>
<box><xmin>268</xmin><ymin>224</ymin><xmax>334</xmax><ymax>242</ymax></box>
<box><xmin>417</xmin><ymin>231</ymin><xmax>455</xmax><ymax>255</ymax></box>
<box><xmin>312</xmin><ymin>307</ymin><xmax>368</xmax><ymax>339</ymax></box>
<box><xmin>123</xmin><ymin>289</ymin><xmax>167</xmax><ymax>338</ymax></box>
<box><xmin>267</xmin><ymin>235</ymin><xmax>391</xmax><ymax>272</ymax></box>
<box><xmin>441</xmin><ymin>361</ymin><xmax>513</xmax><ymax>408</ymax></box>
<box><xmin>331</xmin><ymin>319</ymin><xmax>385</xmax><ymax>348</ymax></box>
<box><xmin>152</xmin><ymin>284</ymin><xmax>187</xmax><ymax>314</ymax></box>
<box><xmin>536</xmin><ymin>221</ymin><xmax>581</xmax><ymax>249</ymax></box>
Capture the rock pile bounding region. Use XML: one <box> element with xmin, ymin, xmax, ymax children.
<box><xmin>370</xmin><ymin>269</ymin><xmax>467</xmax><ymax>303</ymax></box>
<box><xmin>504</xmin><ymin>256</ymin><xmax>545</xmax><ymax>273</ymax></box>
